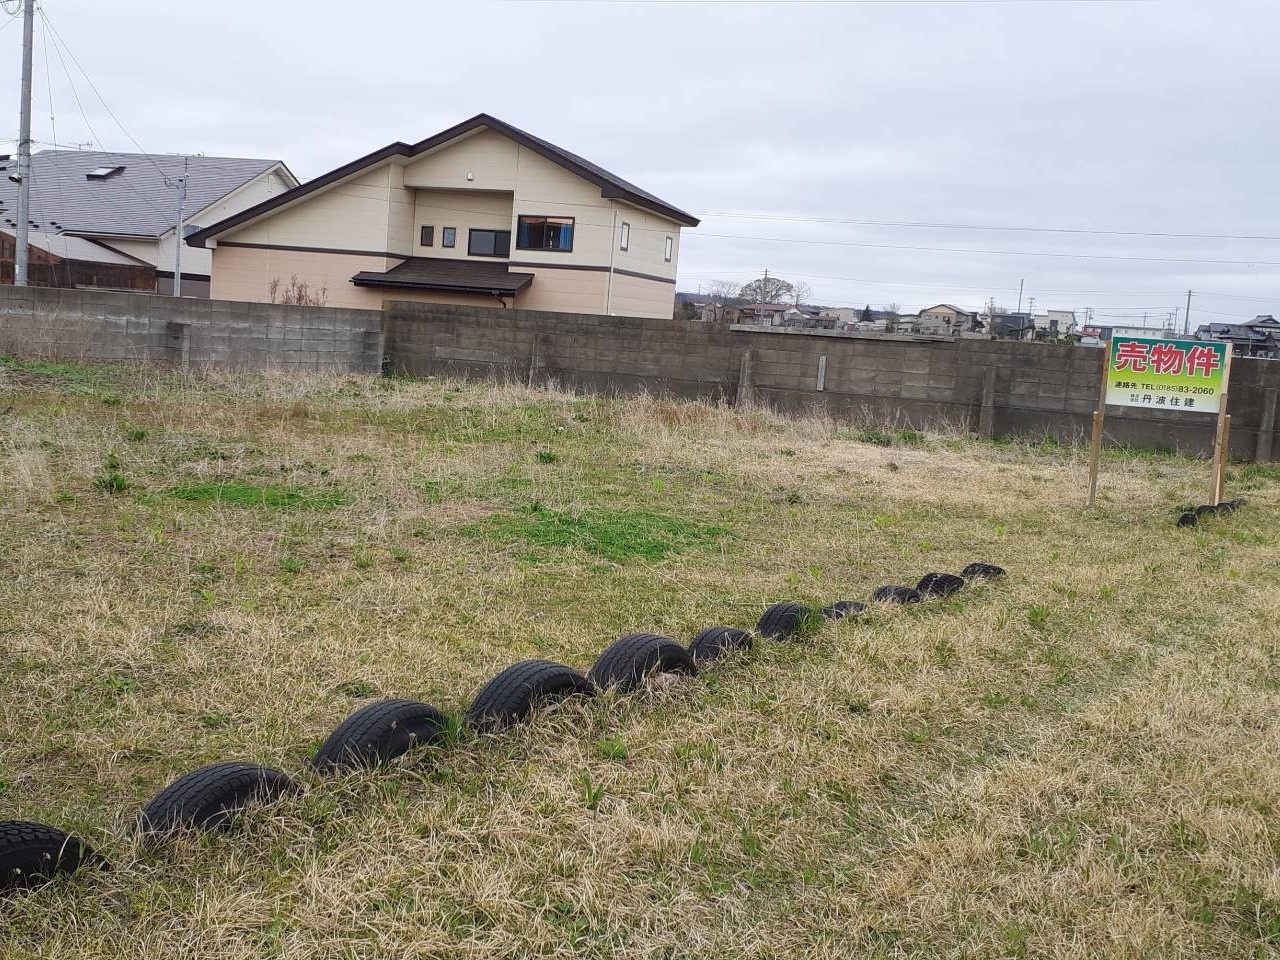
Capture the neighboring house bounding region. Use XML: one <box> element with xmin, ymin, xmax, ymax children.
<box><xmin>0</xmin><ymin>151</ymin><xmax>298</xmax><ymax>296</ymax></box>
<box><xmin>1034</xmin><ymin>309</ymin><xmax>1076</xmax><ymax>336</ymax></box>
<box><xmin>699</xmin><ymin>301</ymin><xmax>743</xmax><ymax>325</ymax></box>
<box><xmin>739</xmin><ymin>303</ymin><xmax>796</xmax><ymax>325</ymax></box>
<box><xmin>989</xmin><ymin>312</ymin><xmax>1037</xmax><ymax>340</ymax></box>
<box><xmin>1194</xmin><ymin>315</ymin><xmax>1280</xmax><ymax>358</ymax></box>
<box><xmin>917</xmin><ymin>303</ymin><xmax>979</xmax><ymax>335</ymax></box>
<box><xmin>185</xmin><ymin>115</ymin><xmax>699</xmax><ymax>319</ymax></box>
<box><xmin>1</xmin><ymin>229</ymin><xmax>155</xmax><ymax>291</ymax></box>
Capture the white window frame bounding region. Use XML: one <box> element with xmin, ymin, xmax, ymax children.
<box><xmin>664</xmin><ymin>236</ymin><xmax>673</xmax><ymax>262</ymax></box>
<box><xmin>620</xmin><ymin>221</ymin><xmax>630</xmax><ymax>252</ymax></box>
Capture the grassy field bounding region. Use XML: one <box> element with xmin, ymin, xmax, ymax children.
<box><xmin>1</xmin><ymin>357</ymin><xmax>1278</xmax><ymax>960</ymax></box>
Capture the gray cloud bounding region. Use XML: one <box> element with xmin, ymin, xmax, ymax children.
<box><xmin>3</xmin><ymin>0</ymin><xmax>1277</xmax><ymax>323</ymax></box>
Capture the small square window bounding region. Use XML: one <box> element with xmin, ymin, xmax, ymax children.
<box><xmin>620</xmin><ymin>222</ymin><xmax>630</xmax><ymax>252</ymax></box>
<box><xmin>442</xmin><ymin>227</ymin><xmax>456</xmax><ymax>248</ymax></box>
<box><xmin>420</xmin><ymin>225</ymin><xmax>434</xmax><ymax>247</ymax></box>
<box><xmin>664</xmin><ymin>236</ymin><xmax>673</xmax><ymax>262</ymax></box>
<box><xmin>468</xmin><ymin>228</ymin><xmax>511</xmax><ymax>258</ymax></box>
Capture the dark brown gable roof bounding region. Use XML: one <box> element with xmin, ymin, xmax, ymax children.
<box><xmin>187</xmin><ymin>115</ymin><xmax>698</xmax><ymax>249</ymax></box>
<box><xmin>351</xmin><ymin>257</ymin><xmax>533</xmax><ymax>295</ymax></box>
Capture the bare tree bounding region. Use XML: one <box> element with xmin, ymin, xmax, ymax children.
<box><xmin>269</xmin><ymin>275</ymin><xmax>329</xmax><ymax>307</ymax></box>
<box><xmin>791</xmin><ymin>282</ymin><xmax>813</xmax><ymax>307</ymax></box>
<box><xmin>703</xmin><ymin>279</ymin><xmax>741</xmax><ymax>324</ymax></box>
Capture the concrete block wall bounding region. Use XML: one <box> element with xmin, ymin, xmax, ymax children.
<box><xmin>386</xmin><ymin>303</ymin><xmax>1280</xmax><ymax>461</ymax></box>
<box><xmin>2</xmin><ymin>287</ymin><xmax>1277</xmax><ymax>461</ymax></box>
<box><xmin>0</xmin><ymin>285</ymin><xmax>384</xmax><ymax>373</ymax></box>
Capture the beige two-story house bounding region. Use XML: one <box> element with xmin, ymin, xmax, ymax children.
<box><xmin>186</xmin><ymin>115</ymin><xmax>699</xmax><ymax>318</ymax></box>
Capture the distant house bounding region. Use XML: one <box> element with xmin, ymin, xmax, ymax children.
<box><xmin>186</xmin><ymin>114</ymin><xmax>698</xmax><ymax>318</ymax></box>
<box><xmin>989</xmin><ymin>312</ymin><xmax>1036</xmax><ymax>340</ymax></box>
<box><xmin>0</xmin><ymin>151</ymin><xmax>298</xmax><ymax>296</ymax></box>
<box><xmin>739</xmin><ymin>303</ymin><xmax>797</xmax><ymax>325</ymax></box>
<box><xmin>917</xmin><ymin>303</ymin><xmax>980</xmax><ymax>335</ymax></box>
<box><xmin>1</xmin><ymin>228</ymin><xmax>155</xmax><ymax>291</ymax></box>
<box><xmin>1034</xmin><ymin>309</ymin><xmax>1077</xmax><ymax>336</ymax></box>
<box><xmin>1194</xmin><ymin>315</ymin><xmax>1280</xmax><ymax>358</ymax></box>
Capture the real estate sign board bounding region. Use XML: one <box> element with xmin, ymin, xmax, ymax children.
<box><xmin>1103</xmin><ymin>336</ymin><xmax>1228</xmax><ymax>414</ymax></box>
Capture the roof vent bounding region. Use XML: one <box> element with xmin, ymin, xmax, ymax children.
<box><xmin>87</xmin><ymin>165</ymin><xmax>125</xmax><ymax>180</ymax></box>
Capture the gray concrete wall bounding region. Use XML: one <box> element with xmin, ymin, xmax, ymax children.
<box><xmin>0</xmin><ymin>285</ymin><xmax>384</xmax><ymax>373</ymax></box>
<box><xmin>384</xmin><ymin>302</ymin><xmax>1280</xmax><ymax>461</ymax></box>
<box><xmin>2</xmin><ymin>286</ymin><xmax>1278</xmax><ymax>461</ymax></box>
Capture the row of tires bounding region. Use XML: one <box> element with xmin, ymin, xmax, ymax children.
<box><xmin>1176</xmin><ymin>497</ymin><xmax>1247</xmax><ymax>527</ymax></box>
<box><xmin>1</xmin><ymin>562</ymin><xmax>1005</xmax><ymax>894</ymax></box>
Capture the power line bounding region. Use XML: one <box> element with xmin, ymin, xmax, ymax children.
<box><xmin>39</xmin><ymin>10</ymin><xmax>170</xmax><ymax>181</ymax></box>
<box><xmin>493</xmin><ymin>0</ymin><xmax>1156</xmax><ymax>5</ymax></box>
<box><xmin>699</xmin><ymin>210</ymin><xmax>1280</xmax><ymax>244</ymax></box>
<box><xmin>689</xmin><ymin>231</ymin><xmax>1280</xmax><ymax>267</ymax></box>
<box><xmin>36</xmin><ymin>10</ymin><xmax>168</xmax><ymax>220</ymax></box>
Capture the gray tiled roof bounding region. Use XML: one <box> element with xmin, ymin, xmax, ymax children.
<box><xmin>0</xmin><ymin>151</ymin><xmax>283</xmax><ymax>240</ymax></box>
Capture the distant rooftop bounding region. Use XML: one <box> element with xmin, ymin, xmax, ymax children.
<box><xmin>1</xmin><ymin>228</ymin><xmax>142</xmax><ymax>265</ymax></box>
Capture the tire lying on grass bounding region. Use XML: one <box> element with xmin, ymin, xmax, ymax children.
<box><xmin>917</xmin><ymin>572</ymin><xmax>966</xmax><ymax>599</ymax></box>
<box><xmin>756</xmin><ymin>602</ymin><xmax>813</xmax><ymax>639</ymax></box>
<box><xmin>871</xmin><ymin>585</ymin><xmax>922</xmax><ymax>605</ymax></box>
<box><xmin>589</xmin><ymin>633</ymin><xmax>697</xmax><ymax>693</ymax></box>
<box><xmin>688</xmin><ymin>626</ymin><xmax>754</xmax><ymax>663</ymax></box>
<box><xmin>822</xmin><ymin>600</ymin><xmax>865</xmax><ymax>620</ymax></box>
<box><xmin>137</xmin><ymin>762</ymin><xmax>300</xmax><ymax>840</ymax></box>
<box><xmin>0</xmin><ymin>821</ymin><xmax>102</xmax><ymax>893</ymax></box>
<box><xmin>960</xmin><ymin>562</ymin><xmax>1006</xmax><ymax>580</ymax></box>
<box><xmin>312</xmin><ymin>698</ymin><xmax>448</xmax><ymax>773</ymax></box>
<box><xmin>467</xmin><ymin>660</ymin><xmax>595</xmax><ymax>732</ymax></box>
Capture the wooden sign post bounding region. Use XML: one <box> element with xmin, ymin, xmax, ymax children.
<box><xmin>1085</xmin><ymin>347</ymin><xmax>1110</xmax><ymax>508</ymax></box>
<box><xmin>1209</xmin><ymin>344</ymin><xmax>1234</xmax><ymax>505</ymax></box>
<box><xmin>1086</xmin><ymin>336</ymin><xmax>1230</xmax><ymax>507</ymax></box>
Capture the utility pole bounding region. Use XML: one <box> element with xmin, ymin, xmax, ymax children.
<box><xmin>12</xmin><ymin>0</ymin><xmax>35</xmax><ymax>287</ymax></box>
<box><xmin>759</xmin><ymin>268</ymin><xmax>768</xmax><ymax>324</ymax></box>
<box><xmin>166</xmin><ymin>157</ymin><xmax>188</xmax><ymax>297</ymax></box>
<box><xmin>1016</xmin><ymin>278</ymin><xmax>1025</xmax><ymax>314</ymax></box>
<box><xmin>1184</xmin><ymin>289</ymin><xmax>1193</xmax><ymax>336</ymax></box>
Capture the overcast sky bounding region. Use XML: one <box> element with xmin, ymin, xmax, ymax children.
<box><xmin>3</xmin><ymin>0</ymin><xmax>1278</xmax><ymax>324</ymax></box>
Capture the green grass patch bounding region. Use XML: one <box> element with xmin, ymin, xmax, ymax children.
<box><xmin>162</xmin><ymin>482</ymin><xmax>349</xmax><ymax>510</ymax></box>
<box><xmin>467</xmin><ymin>502</ymin><xmax>728</xmax><ymax>562</ymax></box>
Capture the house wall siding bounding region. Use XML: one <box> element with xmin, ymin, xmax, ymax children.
<box><xmin>202</xmin><ymin>129</ymin><xmax>685</xmax><ymax>319</ymax></box>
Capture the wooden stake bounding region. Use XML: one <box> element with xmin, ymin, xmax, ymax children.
<box><xmin>1216</xmin><ymin>414</ymin><xmax>1232</xmax><ymax>503</ymax></box>
<box><xmin>1086</xmin><ymin>345</ymin><xmax>1110</xmax><ymax>507</ymax></box>
<box><xmin>1209</xmin><ymin>344</ymin><xmax>1234</xmax><ymax>505</ymax></box>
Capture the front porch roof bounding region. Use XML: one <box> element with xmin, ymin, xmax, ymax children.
<box><xmin>351</xmin><ymin>257</ymin><xmax>534</xmax><ymax>296</ymax></box>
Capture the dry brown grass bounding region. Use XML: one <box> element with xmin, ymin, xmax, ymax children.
<box><xmin>0</xmin><ymin>358</ymin><xmax>1277</xmax><ymax>959</ymax></box>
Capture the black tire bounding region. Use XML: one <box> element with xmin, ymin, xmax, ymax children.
<box><xmin>960</xmin><ymin>562</ymin><xmax>1006</xmax><ymax>580</ymax></box>
<box><xmin>1176</xmin><ymin>511</ymin><xmax>1198</xmax><ymax>528</ymax></box>
<box><xmin>137</xmin><ymin>762</ymin><xmax>299</xmax><ymax>839</ymax></box>
<box><xmin>755</xmin><ymin>602</ymin><xmax>813</xmax><ymax>639</ymax></box>
<box><xmin>0</xmin><ymin>821</ymin><xmax>101</xmax><ymax>892</ymax></box>
<box><xmin>588</xmin><ymin>633</ymin><xmax>696</xmax><ymax>693</ymax></box>
<box><xmin>917</xmin><ymin>572</ymin><xmax>966</xmax><ymax>599</ymax></box>
<box><xmin>871</xmin><ymin>585</ymin><xmax>922</xmax><ymax>605</ymax></box>
<box><xmin>822</xmin><ymin>600</ymin><xmax>865</xmax><ymax>620</ymax></box>
<box><xmin>312</xmin><ymin>698</ymin><xmax>448</xmax><ymax>772</ymax></box>
<box><xmin>688</xmin><ymin>626</ymin><xmax>754</xmax><ymax>663</ymax></box>
<box><xmin>467</xmin><ymin>660</ymin><xmax>595</xmax><ymax>732</ymax></box>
